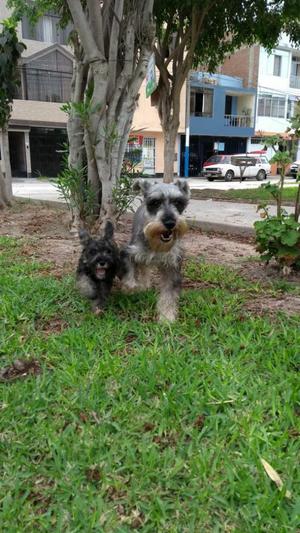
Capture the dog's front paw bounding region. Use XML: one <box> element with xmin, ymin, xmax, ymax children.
<box><xmin>158</xmin><ymin>310</ymin><xmax>177</xmax><ymax>322</ymax></box>
<box><xmin>93</xmin><ymin>305</ymin><xmax>104</xmax><ymax>316</ymax></box>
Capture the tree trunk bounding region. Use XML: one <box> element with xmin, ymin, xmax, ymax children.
<box><xmin>66</xmin><ymin>0</ymin><xmax>155</xmax><ymax>224</ymax></box>
<box><xmin>162</xmin><ymin>125</ymin><xmax>178</xmax><ymax>183</ymax></box>
<box><xmin>0</xmin><ymin>128</ymin><xmax>12</xmax><ymax>208</ymax></box>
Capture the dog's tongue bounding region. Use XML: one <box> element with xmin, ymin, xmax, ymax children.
<box><xmin>160</xmin><ymin>230</ymin><xmax>173</xmax><ymax>242</ymax></box>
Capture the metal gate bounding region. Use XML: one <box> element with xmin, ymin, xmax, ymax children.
<box><xmin>142</xmin><ymin>137</ymin><xmax>155</xmax><ymax>175</ymax></box>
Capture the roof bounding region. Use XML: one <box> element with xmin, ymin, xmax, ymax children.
<box><xmin>21</xmin><ymin>41</ymin><xmax>73</xmax><ymax>63</ymax></box>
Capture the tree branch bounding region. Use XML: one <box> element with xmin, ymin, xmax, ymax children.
<box><xmin>87</xmin><ymin>0</ymin><xmax>105</xmax><ymax>57</ymax></box>
<box><xmin>67</xmin><ymin>0</ymin><xmax>105</xmax><ymax>63</ymax></box>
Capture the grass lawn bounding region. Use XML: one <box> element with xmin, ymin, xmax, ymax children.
<box><xmin>191</xmin><ymin>186</ymin><xmax>299</xmax><ymax>204</ymax></box>
<box><xmin>0</xmin><ymin>236</ymin><xmax>299</xmax><ymax>532</ymax></box>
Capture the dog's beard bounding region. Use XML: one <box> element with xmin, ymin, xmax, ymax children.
<box><xmin>143</xmin><ymin>217</ymin><xmax>188</xmax><ymax>252</ymax></box>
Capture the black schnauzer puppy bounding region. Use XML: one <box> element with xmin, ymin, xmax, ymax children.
<box><xmin>76</xmin><ymin>221</ymin><xmax>119</xmax><ymax>314</ymax></box>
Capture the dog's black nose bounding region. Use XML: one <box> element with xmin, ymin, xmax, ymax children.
<box><xmin>162</xmin><ymin>217</ymin><xmax>176</xmax><ymax>230</ymax></box>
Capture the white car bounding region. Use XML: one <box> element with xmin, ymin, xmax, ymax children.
<box><xmin>289</xmin><ymin>160</ymin><xmax>300</xmax><ymax>179</ymax></box>
<box><xmin>202</xmin><ymin>154</ymin><xmax>271</xmax><ymax>182</ymax></box>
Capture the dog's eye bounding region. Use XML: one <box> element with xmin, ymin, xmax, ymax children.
<box><xmin>172</xmin><ymin>199</ymin><xmax>185</xmax><ymax>212</ymax></box>
<box><xmin>147</xmin><ymin>199</ymin><xmax>161</xmax><ymax>210</ymax></box>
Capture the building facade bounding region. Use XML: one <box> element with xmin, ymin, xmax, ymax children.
<box><xmin>0</xmin><ymin>2</ymin><xmax>73</xmax><ymax>177</ymax></box>
<box><xmin>180</xmin><ymin>72</ymin><xmax>256</xmax><ymax>176</ymax></box>
<box><xmin>221</xmin><ymin>36</ymin><xmax>300</xmax><ymax>160</ymax></box>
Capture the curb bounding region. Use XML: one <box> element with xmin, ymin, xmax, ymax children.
<box><xmin>13</xmin><ymin>195</ymin><xmax>255</xmax><ymax>237</ymax></box>
<box><xmin>187</xmin><ymin>218</ymin><xmax>254</xmax><ymax>237</ymax></box>
<box><xmin>14</xmin><ymin>196</ymin><xmax>67</xmax><ymax>210</ymax></box>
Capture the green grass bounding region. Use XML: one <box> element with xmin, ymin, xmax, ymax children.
<box><xmin>1</xmin><ymin>236</ymin><xmax>300</xmax><ymax>532</ymax></box>
<box><xmin>192</xmin><ymin>186</ymin><xmax>298</xmax><ymax>204</ymax></box>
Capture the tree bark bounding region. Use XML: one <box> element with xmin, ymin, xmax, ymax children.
<box><xmin>0</xmin><ymin>128</ymin><xmax>12</xmax><ymax>208</ymax></box>
<box><xmin>162</xmin><ymin>125</ymin><xmax>178</xmax><ymax>183</ymax></box>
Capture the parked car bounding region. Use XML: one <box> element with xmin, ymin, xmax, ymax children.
<box><xmin>289</xmin><ymin>160</ymin><xmax>300</xmax><ymax>178</ymax></box>
<box><xmin>201</xmin><ymin>153</ymin><xmax>271</xmax><ymax>182</ymax></box>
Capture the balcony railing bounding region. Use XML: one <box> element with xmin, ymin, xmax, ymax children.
<box><xmin>290</xmin><ymin>75</ymin><xmax>300</xmax><ymax>89</ymax></box>
<box><xmin>224</xmin><ymin>114</ymin><xmax>254</xmax><ymax>128</ymax></box>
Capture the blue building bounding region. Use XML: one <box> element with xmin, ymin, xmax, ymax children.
<box><xmin>180</xmin><ymin>72</ymin><xmax>257</xmax><ymax>176</ymax></box>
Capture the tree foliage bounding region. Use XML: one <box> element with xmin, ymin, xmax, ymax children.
<box><xmin>0</xmin><ymin>19</ymin><xmax>25</xmax><ymax>208</ymax></box>
<box><xmin>0</xmin><ymin>19</ymin><xmax>25</xmax><ymax>127</ymax></box>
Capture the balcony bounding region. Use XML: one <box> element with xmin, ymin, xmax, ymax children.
<box><xmin>290</xmin><ymin>75</ymin><xmax>300</xmax><ymax>89</ymax></box>
<box><xmin>224</xmin><ymin>114</ymin><xmax>254</xmax><ymax>128</ymax></box>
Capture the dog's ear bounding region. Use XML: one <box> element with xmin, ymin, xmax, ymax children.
<box><xmin>174</xmin><ymin>179</ymin><xmax>190</xmax><ymax>198</ymax></box>
<box><xmin>79</xmin><ymin>229</ymin><xmax>91</xmax><ymax>246</ymax></box>
<box><xmin>104</xmin><ymin>220</ymin><xmax>114</xmax><ymax>240</ymax></box>
<box><xmin>133</xmin><ymin>179</ymin><xmax>151</xmax><ymax>196</ymax></box>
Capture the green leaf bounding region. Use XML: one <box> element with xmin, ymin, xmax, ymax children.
<box><xmin>281</xmin><ymin>230</ymin><xmax>300</xmax><ymax>247</ymax></box>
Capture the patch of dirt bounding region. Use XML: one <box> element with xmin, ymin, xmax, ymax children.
<box><xmin>245</xmin><ymin>294</ymin><xmax>300</xmax><ymax>316</ymax></box>
<box><xmin>86</xmin><ymin>466</ymin><xmax>102</xmax><ymax>484</ymax></box>
<box><xmin>1</xmin><ymin>202</ymin><xmax>300</xmax><ymax>315</ymax></box>
<box><xmin>0</xmin><ymin>358</ymin><xmax>42</xmax><ymax>382</ymax></box>
<box><xmin>36</xmin><ymin>317</ymin><xmax>68</xmax><ymax>336</ymax></box>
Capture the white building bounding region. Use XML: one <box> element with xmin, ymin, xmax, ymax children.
<box><xmin>253</xmin><ymin>35</ymin><xmax>300</xmax><ymax>159</ymax></box>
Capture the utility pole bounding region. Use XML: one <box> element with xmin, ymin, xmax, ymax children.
<box><xmin>184</xmin><ymin>73</ymin><xmax>190</xmax><ymax>178</ymax></box>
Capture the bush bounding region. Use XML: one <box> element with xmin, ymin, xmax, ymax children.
<box><xmin>112</xmin><ymin>159</ymin><xmax>142</xmax><ymax>220</ymax></box>
<box><xmin>54</xmin><ymin>151</ymin><xmax>96</xmax><ymax>225</ymax></box>
<box><xmin>254</xmin><ymin>210</ymin><xmax>300</xmax><ymax>269</ymax></box>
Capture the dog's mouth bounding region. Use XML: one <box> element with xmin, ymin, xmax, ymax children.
<box><xmin>160</xmin><ymin>230</ymin><xmax>173</xmax><ymax>242</ymax></box>
<box><xmin>95</xmin><ymin>264</ymin><xmax>107</xmax><ymax>279</ymax></box>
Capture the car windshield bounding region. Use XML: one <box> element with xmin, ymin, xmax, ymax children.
<box><xmin>206</xmin><ymin>155</ymin><xmax>231</xmax><ymax>164</ymax></box>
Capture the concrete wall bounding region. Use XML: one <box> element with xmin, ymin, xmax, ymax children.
<box><xmin>132</xmin><ymin>79</ymin><xmax>186</xmax><ymax>133</ymax></box>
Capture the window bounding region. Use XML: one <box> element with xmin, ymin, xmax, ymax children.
<box><xmin>22</xmin><ymin>14</ymin><xmax>72</xmax><ymax>44</ymax></box>
<box><xmin>290</xmin><ymin>57</ymin><xmax>300</xmax><ymax>89</ymax></box>
<box><xmin>287</xmin><ymin>97</ymin><xmax>296</xmax><ymax>119</ymax></box>
<box><xmin>190</xmin><ymin>88</ymin><xmax>213</xmax><ymax>117</ymax></box>
<box><xmin>273</xmin><ymin>55</ymin><xmax>282</xmax><ymax>76</ymax></box>
<box><xmin>291</xmin><ymin>56</ymin><xmax>300</xmax><ymax>77</ymax></box>
<box><xmin>15</xmin><ymin>52</ymin><xmax>73</xmax><ymax>103</ymax></box>
<box><xmin>258</xmin><ymin>94</ymin><xmax>285</xmax><ymax>118</ymax></box>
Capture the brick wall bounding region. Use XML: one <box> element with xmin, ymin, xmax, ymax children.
<box><xmin>220</xmin><ymin>45</ymin><xmax>260</xmax><ymax>88</ymax></box>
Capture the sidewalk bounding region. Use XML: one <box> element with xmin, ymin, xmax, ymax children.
<box><xmin>12</xmin><ymin>178</ymin><xmax>294</xmax><ymax>237</ymax></box>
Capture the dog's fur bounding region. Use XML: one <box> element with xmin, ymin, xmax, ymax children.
<box><xmin>121</xmin><ymin>179</ymin><xmax>190</xmax><ymax>321</ymax></box>
<box><xmin>76</xmin><ymin>221</ymin><xmax>119</xmax><ymax>313</ymax></box>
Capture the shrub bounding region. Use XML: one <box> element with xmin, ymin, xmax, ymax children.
<box><xmin>112</xmin><ymin>159</ymin><xmax>142</xmax><ymax>220</ymax></box>
<box><xmin>54</xmin><ymin>150</ymin><xmax>96</xmax><ymax>226</ymax></box>
<box><xmin>254</xmin><ymin>210</ymin><xmax>300</xmax><ymax>269</ymax></box>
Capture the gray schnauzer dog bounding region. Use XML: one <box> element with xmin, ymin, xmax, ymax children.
<box><xmin>121</xmin><ymin>179</ymin><xmax>190</xmax><ymax>321</ymax></box>
<box><xmin>76</xmin><ymin>221</ymin><xmax>120</xmax><ymax>314</ymax></box>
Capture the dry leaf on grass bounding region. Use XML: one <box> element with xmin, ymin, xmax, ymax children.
<box><xmin>260</xmin><ymin>458</ymin><xmax>292</xmax><ymax>499</ymax></box>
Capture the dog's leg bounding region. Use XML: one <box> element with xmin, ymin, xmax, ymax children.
<box><xmin>91</xmin><ymin>283</ymin><xmax>112</xmax><ymax>314</ymax></box>
<box><xmin>121</xmin><ymin>260</ymin><xmax>139</xmax><ymax>291</ymax></box>
<box><xmin>157</xmin><ymin>267</ymin><xmax>181</xmax><ymax>322</ymax></box>
<box><xmin>76</xmin><ymin>274</ymin><xmax>97</xmax><ymax>299</ymax></box>
<box><xmin>137</xmin><ymin>265</ymin><xmax>152</xmax><ymax>289</ymax></box>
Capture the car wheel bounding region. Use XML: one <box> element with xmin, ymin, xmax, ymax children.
<box><xmin>256</xmin><ymin>169</ymin><xmax>266</xmax><ymax>181</ymax></box>
<box><xmin>207</xmin><ymin>177</ymin><xmax>214</xmax><ymax>182</ymax></box>
<box><xmin>225</xmin><ymin>170</ymin><xmax>234</xmax><ymax>181</ymax></box>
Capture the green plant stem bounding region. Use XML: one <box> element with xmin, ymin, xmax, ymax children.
<box><xmin>277</xmin><ymin>170</ymin><xmax>285</xmax><ymax>216</ymax></box>
<box><xmin>294</xmin><ymin>182</ymin><xmax>300</xmax><ymax>222</ymax></box>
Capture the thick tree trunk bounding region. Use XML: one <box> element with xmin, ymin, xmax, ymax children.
<box><xmin>0</xmin><ymin>128</ymin><xmax>12</xmax><ymax>208</ymax></box>
<box><xmin>162</xmin><ymin>125</ymin><xmax>178</xmax><ymax>183</ymax></box>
